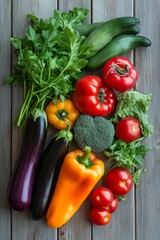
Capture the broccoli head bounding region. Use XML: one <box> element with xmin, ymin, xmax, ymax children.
<box><xmin>74</xmin><ymin>114</ymin><xmax>115</xmax><ymax>152</ymax></box>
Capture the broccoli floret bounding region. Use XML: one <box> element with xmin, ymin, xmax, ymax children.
<box><xmin>74</xmin><ymin>114</ymin><xmax>115</xmax><ymax>152</ymax></box>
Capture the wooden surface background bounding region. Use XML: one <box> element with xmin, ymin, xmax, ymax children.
<box><xmin>0</xmin><ymin>0</ymin><xmax>160</xmax><ymax>239</ymax></box>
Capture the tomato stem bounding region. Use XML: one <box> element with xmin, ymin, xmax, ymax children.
<box><xmin>98</xmin><ymin>88</ymin><xmax>106</xmax><ymax>103</ymax></box>
<box><xmin>105</xmin><ymin>62</ymin><xmax>129</xmax><ymax>79</ymax></box>
<box><xmin>114</xmin><ymin>63</ymin><xmax>129</xmax><ymax>76</ymax></box>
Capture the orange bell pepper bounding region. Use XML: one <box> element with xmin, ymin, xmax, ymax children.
<box><xmin>46</xmin><ymin>146</ymin><xmax>104</xmax><ymax>228</ymax></box>
<box><xmin>45</xmin><ymin>98</ymin><xmax>80</xmax><ymax>130</ymax></box>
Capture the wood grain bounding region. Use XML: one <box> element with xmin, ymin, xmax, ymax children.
<box><xmin>92</xmin><ymin>1</ymin><xmax>135</xmax><ymax>239</ymax></box>
<box><xmin>0</xmin><ymin>0</ymin><xmax>11</xmax><ymax>240</ymax></box>
<box><xmin>135</xmin><ymin>1</ymin><xmax>160</xmax><ymax>240</ymax></box>
<box><xmin>11</xmin><ymin>1</ymin><xmax>58</xmax><ymax>240</ymax></box>
<box><xmin>0</xmin><ymin>0</ymin><xmax>159</xmax><ymax>239</ymax></box>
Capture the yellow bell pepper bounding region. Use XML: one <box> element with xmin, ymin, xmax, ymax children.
<box><xmin>46</xmin><ymin>146</ymin><xmax>105</xmax><ymax>228</ymax></box>
<box><xmin>45</xmin><ymin>98</ymin><xmax>80</xmax><ymax>130</ymax></box>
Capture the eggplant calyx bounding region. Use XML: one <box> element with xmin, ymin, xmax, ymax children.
<box><xmin>55</xmin><ymin>122</ymin><xmax>73</xmax><ymax>145</ymax></box>
<box><xmin>31</xmin><ymin>108</ymin><xmax>48</xmax><ymax>129</ymax></box>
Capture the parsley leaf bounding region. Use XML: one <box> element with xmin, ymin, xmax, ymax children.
<box><xmin>54</xmin><ymin>8</ymin><xmax>88</xmax><ymax>29</ymax></box>
<box><xmin>5</xmin><ymin>8</ymin><xmax>92</xmax><ymax>127</ymax></box>
<box><xmin>104</xmin><ymin>138</ymin><xmax>150</xmax><ymax>184</ymax></box>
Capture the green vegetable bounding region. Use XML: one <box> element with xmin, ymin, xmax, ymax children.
<box><xmin>114</xmin><ymin>25</ymin><xmax>140</xmax><ymax>36</ymax></box>
<box><xmin>111</xmin><ymin>90</ymin><xmax>154</xmax><ymax>137</ymax></box>
<box><xmin>87</xmin><ymin>35</ymin><xmax>151</xmax><ymax>70</ymax></box>
<box><xmin>82</xmin><ymin>17</ymin><xmax>140</xmax><ymax>57</ymax></box>
<box><xmin>5</xmin><ymin>8</ymin><xmax>93</xmax><ymax>128</ymax></box>
<box><xmin>104</xmin><ymin>138</ymin><xmax>150</xmax><ymax>184</ymax></box>
<box><xmin>104</xmin><ymin>90</ymin><xmax>153</xmax><ymax>184</ymax></box>
<box><xmin>74</xmin><ymin>22</ymin><xmax>140</xmax><ymax>37</ymax></box>
<box><xmin>74</xmin><ymin>22</ymin><xmax>105</xmax><ymax>36</ymax></box>
<box><xmin>74</xmin><ymin>114</ymin><xmax>115</xmax><ymax>152</ymax></box>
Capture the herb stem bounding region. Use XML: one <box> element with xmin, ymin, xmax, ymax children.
<box><xmin>6</xmin><ymin>8</ymin><xmax>92</xmax><ymax>128</ymax></box>
<box><xmin>17</xmin><ymin>83</ymin><xmax>34</xmax><ymax>127</ymax></box>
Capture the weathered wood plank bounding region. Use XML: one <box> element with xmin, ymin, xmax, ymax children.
<box><xmin>1</xmin><ymin>0</ymin><xmax>159</xmax><ymax>240</ymax></box>
<box><xmin>92</xmin><ymin>0</ymin><xmax>134</xmax><ymax>20</ymax></box>
<box><xmin>0</xmin><ymin>0</ymin><xmax>11</xmax><ymax>240</ymax></box>
<box><xmin>135</xmin><ymin>0</ymin><xmax>160</xmax><ymax>239</ymax></box>
<box><xmin>57</xmin><ymin>2</ymin><xmax>92</xmax><ymax>240</ymax></box>
<box><xmin>11</xmin><ymin>1</ymin><xmax>58</xmax><ymax>240</ymax></box>
<box><xmin>92</xmin><ymin>1</ymin><xmax>135</xmax><ymax>240</ymax></box>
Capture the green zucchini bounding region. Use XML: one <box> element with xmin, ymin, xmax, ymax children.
<box><xmin>82</xmin><ymin>17</ymin><xmax>140</xmax><ymax>56</ymax></box>
<box><xmin>87</xmin><ymin>35</ymin><xmax>151</xmax><ymax>70</ymax></box>
<box><xmin>75</xmin><ymin>23</ymin><xmax>140</xmax><ymax>37</ymax></box>
<box><xmin>115</xmin><ymin>25</ymin><xmax>140</xmax><ymax>36</ymax></box>
<box><xmin>74</xmin><ymin>22</ymin><xmax>105</xmax><ymax>36</ymax></box>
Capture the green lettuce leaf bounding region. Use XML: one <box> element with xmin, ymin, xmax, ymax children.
<box><xmin>111</xmin><ymin>90</ymin><xmax>154</xmax><ymax>137</ymax></box>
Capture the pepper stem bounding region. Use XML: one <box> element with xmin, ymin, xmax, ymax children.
<box><xmin>56</xmin><ymin>109</ymin><xmax>68</xmax><ymax>121</ymax></box>
<box><xmin>77</xmin><ymin>146</ymin><xmax>94</xmax><ymax>168</ymax></box>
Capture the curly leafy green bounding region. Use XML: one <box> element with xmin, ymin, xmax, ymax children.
<box><xmin>54</xmin><ymin>8</ymin><xmax>89</xmax><ymax>28</ymax></box>
<box><xmin>5</xmin><ymin>8</ymin><xmax>92</xmax><ymax>127</ymax></box>
<box><xmin>111</xmin><ymin>90</ymin><xmax>154</xmax><ymax>137</ymax></box>
<box><xmin>104</xmin><ymin>90</ymin><xmax>154</xmax><ymax>184</ymax></box>
<box><xmin>104</xmin><ymin>138</ymin><xmax>150</xmax><ymax>184</ymax></box>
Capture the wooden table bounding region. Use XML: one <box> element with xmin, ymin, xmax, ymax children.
<box><xmin>0</xmin><ymin>0</ymin><xmax>159</xmax><ymax>239</ymax></box>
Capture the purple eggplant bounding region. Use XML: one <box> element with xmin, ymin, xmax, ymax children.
<box><xmin>8</xmin><ymin>109</ymin><xmax>47</xmax><ymax>212</ymax></box>
<box><xmin>30</xmin><ymin>123</ymin><xmax>73</xmax><ymax>220</ymax></box>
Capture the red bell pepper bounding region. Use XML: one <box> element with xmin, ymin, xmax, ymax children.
<box><xmin>72</xmin><ymin>75</ymin><xmax>116</xmax><ymax>116</ymax></box>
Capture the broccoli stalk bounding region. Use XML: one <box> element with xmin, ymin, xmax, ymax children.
<box><xmin>74</xmin><ymin>114</ymin><xmax>115</xmax><ymax>152</ymax></box>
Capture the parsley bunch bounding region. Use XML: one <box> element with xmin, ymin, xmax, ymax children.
<box><xmin>6</xmin><ymin>8</ymin><xmax>92</xmax><ymax>127</ymax></box>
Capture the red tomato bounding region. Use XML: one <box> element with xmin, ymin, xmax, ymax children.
<box><xmin>91</xmin><ymin>187</ymin><xmax>113</xmax><ymax>208</ymax></box>
<box><xmin>104</xmin><ymin>195</ymin><xmax>119</xmax><ymax>214</ymax></box>
<box><xmin>105</xmin><ymin>167</ymin><xmax>133</xmax><ymax>196</ymax></box>
<box><xmin>72</xmin><ymin>75</ymin><xmax>116</xmax><ymax>116</ymax></box>
<box><xmin>89</xmin><ymin>208</ymin><xmax>111</xmax><ymax>226</ymax></box>
<box><xmin>115</xmin><ymin>117</ymin><xmax>141</xmax><ymax>143</ymax></box>
<box><xmin>102</xmin><ymin>56</ymin><xmax>138</xmax><ymax>92</ymax></box>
